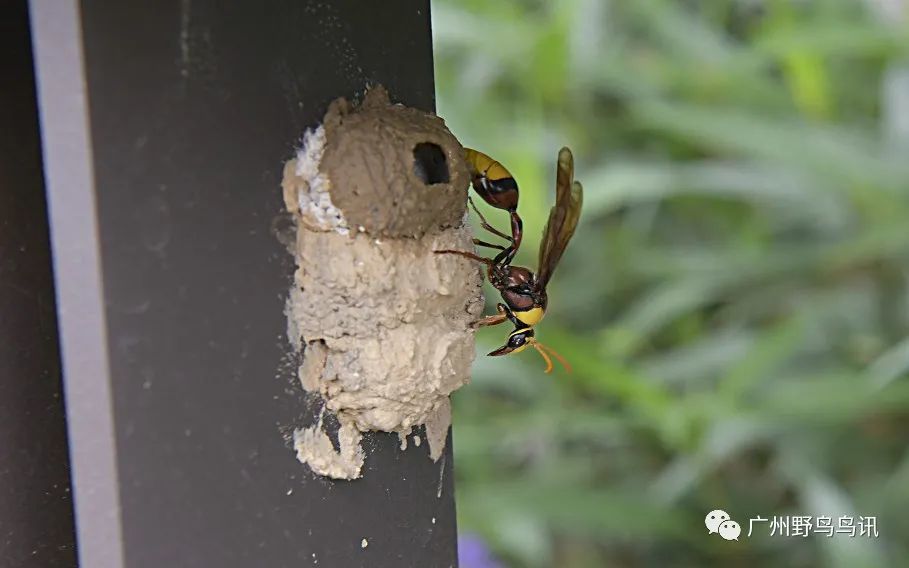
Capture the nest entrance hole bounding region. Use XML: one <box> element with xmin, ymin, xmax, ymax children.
<box><xmin>412</xmin><ymin>142</ymin><xmax>449</xmax><ymax>185</ymax></box>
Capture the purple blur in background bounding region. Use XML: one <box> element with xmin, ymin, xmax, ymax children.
<box><xmin>459</xmin><ymin>534</ymin><xmax>505</xmax><ymax>568</ymax></box>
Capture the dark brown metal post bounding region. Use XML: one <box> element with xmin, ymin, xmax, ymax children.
<box><xmin>28</xmin><ymin>1</ymin><xmax>457</xmax><ymax>566</ymax></box>
<box><xmin>0</xmin><ymin>2</ymin><xmax>77</xmax><ymax>566</ymax></box>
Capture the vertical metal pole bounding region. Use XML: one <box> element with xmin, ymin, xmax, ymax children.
<box><xmin>29</xmin><ymin>2</ymin><xmax>124</xmax><ymax>565</ymax></box>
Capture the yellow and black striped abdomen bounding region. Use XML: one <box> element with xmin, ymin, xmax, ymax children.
<box><xmin>464</xmin><ymin>148</ymin><xmax>519</xmax><ymax>212</ymax></box>
<box><xmin>465</xmin><ymin>148</ymin><xmax>512</xmax><ymax>181</ymax></box>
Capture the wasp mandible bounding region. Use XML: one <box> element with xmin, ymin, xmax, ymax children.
<box><xmin>436</xmin><ymin>147</ymin><xmax>583</xmax><ymax>373</ymax></box>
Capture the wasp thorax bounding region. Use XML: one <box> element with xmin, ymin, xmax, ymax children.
<box><xmin>502</xmin><ymin>288</ymin><xmax>535</xmax><ymax>311</ymax></box>
<box><xmin>507</xmin><ymin>266</ymin><xmax>534</xmax><ymax>285</ymax></box>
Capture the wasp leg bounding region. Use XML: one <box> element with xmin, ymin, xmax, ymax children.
<box><xmin>469</xmin><ymin>197</ymin><xmax>512</xmax><ymax>243</ymax></box>
<box><xmin>467</xmin><ymin>197</ymin><xmax>524</xmax><ymax>266</ymax></box>
<box><xmin>493</xmin><ymin>244</ymin><xmax>517</xmax><ymax>266</ymax></box>
<box><xmin>508</xmin><ymin>211</ymin><xmax>523</xmax><ymax>256</ymax></box>
<box><xmin>473</xmin><ymin>238</ymin><xmax>506</xmax><ymax>251</ymax></box>
<box><xmin>474</xmin><ymin>313</ymin><xmax>508</xmax><ymax>328</ymax></box>
<box><xmin>473</xmin><ymin>303</ymin><xmax>509</xmax><ymax>328</ymax></box>
<box><xmin>473</xmin><ymin>304</ymin><xmax>511</xmax><ymax>327</ymax></box>
<box><xmin>488</xmin><ymin>211</ymin><xmax>523</xmax><ymax>266</ymax></box>
<box><xmin>434</xmin><ymin>249</ymin><xmax>494</xmax><ymax>266</ymax></box>
<box><xmin>476</xmin><ymin>210</ymin><xmax>523</xmax><ymax>266</ymax></box>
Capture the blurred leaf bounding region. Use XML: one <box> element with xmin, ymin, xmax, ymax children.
<box><xmin>459</xmin><ymin>481</ymin><xmax>691</xmax><ymax>539</ymax></box>
<box><xmin>754</xmin><ymin>21</ymin><xmax>909</xmax><ymax>59</ymax></box>
<box><xmin>867</xmin><ymin>335</ymin><xmax>909</xmax><ymax>389</ymax></box>
<box><xmin>720</xmin><ymin>315</ymin><xmax>806</xmax><ymax>401</ymax></box>
<box><xmin>582</xmin><ymin>160</ymin><xmax>848</xmax><ymax>227</ymax></box>
<box><xmin>632</xmin><ymin>100</ymin><xmax>909</xmax><ymax>193</ymax></box>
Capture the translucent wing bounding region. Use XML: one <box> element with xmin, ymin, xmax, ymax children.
<box><xmin>536</xmin><ymin>147</ymin><xmax>583</xmax><ymax>290</ymax></box>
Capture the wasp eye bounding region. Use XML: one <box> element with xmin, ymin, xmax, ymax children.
<box><xmin>508</xmin><ymin>333</ymin><xmax>526</xmax><ymax>348</ymax></box>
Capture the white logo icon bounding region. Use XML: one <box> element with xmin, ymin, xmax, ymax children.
<box><xmin>706</xmin><ymin>510</ymin><xmax>741</xmax><ymax>541</ymax></box>
<box><xmin>719</xmin><ymin>520</ymin><xmax>741</xmax><ymax>541</ymax></box>
<box><xmin>705</xmin><ymin>509</ymin><xmax>730</xmax><ymax>534</ymax></box>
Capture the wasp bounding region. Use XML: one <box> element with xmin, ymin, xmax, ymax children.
<box><xmin>436</xmin><ymin>147</ymin><xmax>583</xmax><ymax>373</ymax></box>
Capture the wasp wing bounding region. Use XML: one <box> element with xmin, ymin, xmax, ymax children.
<box><xmin>536</xmin><ymin>147</ymin><xmax>583</xmax><ymax>291</ymax></box>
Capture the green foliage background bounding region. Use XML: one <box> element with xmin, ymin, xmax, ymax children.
<box><xmin>432</xmin><ymin>0</ymin><xmax>909</xmax><ymax>566</ymax></box>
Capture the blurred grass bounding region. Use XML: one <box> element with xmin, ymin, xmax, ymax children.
<box><xmin>432</xmin><ymin>0</ymin><xmax>909</xmax><ymax>566</ymax></box>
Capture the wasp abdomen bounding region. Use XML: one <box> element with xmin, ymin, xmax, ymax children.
<box><xmin>465</xmin><ymin>148</ymin><xmax>519</xmax><ymax>212</ymax></box>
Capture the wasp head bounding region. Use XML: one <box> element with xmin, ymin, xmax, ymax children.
<box><xmin>488</xmin><ymin>325</ymin><xmax>571</xmax><ymax>375</ymax></box>
<box><xmin>488</xmin><ymin>327</ymin><xmax>535</xmax><ymax>357</ymax></box>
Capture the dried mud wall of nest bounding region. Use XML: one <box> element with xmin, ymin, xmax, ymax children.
<box><xmin>283</xmin><ymin>86</ymin><xmax>483</xmax><ymax>480</ymax></box>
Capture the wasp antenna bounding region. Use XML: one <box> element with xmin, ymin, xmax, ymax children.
<box><xmin>538</xmin><ymin>341</ymin><xmax>572</xmax><ymax>374</ymax></box>
<box><xmin>530</xmin><ymin>341</ymin><xmax>554</xmax><ymax>374</ymax></box>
